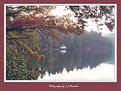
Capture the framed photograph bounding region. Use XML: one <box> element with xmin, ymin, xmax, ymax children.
<box><xmin>0</xmin><ymin>0</ymin><xmax>120</xmax><ymax>91</ymax></box>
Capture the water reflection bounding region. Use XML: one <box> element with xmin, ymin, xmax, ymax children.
<box><xmin>29</xmin><ymin>32</ymin><xmax>115</xmax><ymax>81</ymax></box>
<box><xmin>59</xmin><ymin>50</ymin><xmax>66</xmax><ymax>54</ymax></box>
<box><xmin>36</xmin><ymin>46</ymin><xmax>115</xmax><ymax>81</ymax></box>
<box><xmin>38</xmin><ymin>64</ymin><xmax>114</xmax><ymax>81</ymax></box>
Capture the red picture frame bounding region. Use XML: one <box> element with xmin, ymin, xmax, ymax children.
<box><xmin>0</xmin><ymin>0</ymin><xmax>120</xmax><ymax>91</ymax></box>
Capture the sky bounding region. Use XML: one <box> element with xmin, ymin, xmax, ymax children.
<box><xmin>50</xmin><ymin>6</ymin><xmax>78</xmax><ymax>23</ymax></box>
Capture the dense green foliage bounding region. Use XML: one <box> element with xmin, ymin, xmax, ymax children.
<box><xmin>6</xmin><ymin>47</ymin><xmax>40</xmax><ymax>80</ymax></box>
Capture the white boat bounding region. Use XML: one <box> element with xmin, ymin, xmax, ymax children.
<box><xmin>60</xmin><ymin>45</ymin><xmax>66</xmax><ymax>50</ymax></box>
<box><xmin>59</xmin><ymin>45</ymin><xmax>67</xmax><ymax>54</ymax></box>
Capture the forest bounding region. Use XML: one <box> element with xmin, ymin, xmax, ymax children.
<box><xmin>6</xmin><ymin>5</ymin><xmax>115</xmax><ymax>80</ymax></box>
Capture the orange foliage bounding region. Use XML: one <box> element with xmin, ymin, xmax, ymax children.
<box><xmin>22</xmin><ymin>43</ymin><xmax>44</xmax><ymax>61</ymax></box>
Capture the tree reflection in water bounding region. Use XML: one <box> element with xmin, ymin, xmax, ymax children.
<box><xmin>28</xmin><ymin>32</ymin><xmax>115</xmax><ymax>80</ymax></box>
<box><xmin>38</xmin><ymin>47</ymin><xmax>114</xmax><ymax>77</ymax></box>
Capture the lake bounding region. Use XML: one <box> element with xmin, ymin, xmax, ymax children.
<box><xmin>35</xmin><ymin>46</ymin><xmax>115</xmax><ymax>82</ymax></box>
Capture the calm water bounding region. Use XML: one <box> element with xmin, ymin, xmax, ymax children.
<box><xmin>35</xmin><ymin>46</ymin><xmax>115</xmax><ymax>81</ymax></box>
<box><xmin>26</xmin><ymin>32</ymin><xmax>115</xmax><ymax>81</ymax></box>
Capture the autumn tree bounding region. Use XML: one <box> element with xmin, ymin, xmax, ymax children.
<box><xmin>6</xmin><ymin>5</ymin><xmax>84</xmax><ymax>80</ymax></box>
